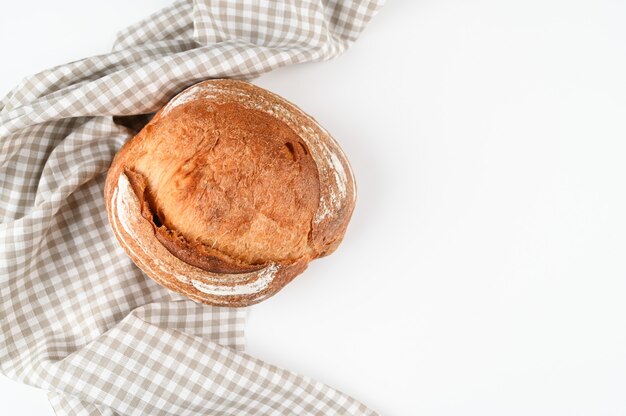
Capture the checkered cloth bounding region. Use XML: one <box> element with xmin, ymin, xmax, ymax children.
<box><xmin>0</xmin><ymin>1</ymin><xmax>383</xmax><ymax>415</ymax></box>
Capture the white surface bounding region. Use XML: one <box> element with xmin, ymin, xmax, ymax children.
<box><xmin>2</xmin><ymin>0</ymin><xmax>626</xmax><ymax>415</ymax></box>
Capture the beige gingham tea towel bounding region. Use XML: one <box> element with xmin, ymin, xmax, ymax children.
<box><xmin>0</xmin><ymin>1</ymin><xmax>384</xmax><ymax>415</ymax></box>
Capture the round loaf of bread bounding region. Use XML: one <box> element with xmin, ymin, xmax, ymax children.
<box><xmin>104</xmin><ymin>79</ymin><xmax>356</xmax><ymax>307</ymax></box>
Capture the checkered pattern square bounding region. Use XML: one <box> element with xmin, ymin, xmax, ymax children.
<box><xmin>0</xmin><ymin>1</ymin><xmax>383</xmax><ymax>415</ymax></box>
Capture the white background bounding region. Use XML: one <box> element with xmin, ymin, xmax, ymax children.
<box><xmin>2</xmin><ymin>1</ymin><xmax>626</xmax><ymax>415</ymax></box>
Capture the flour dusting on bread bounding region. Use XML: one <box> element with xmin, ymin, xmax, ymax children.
<box><xmin>162</xmin><ymin>83</ymin><xmax>206</xmax><ymax>115</ymax></box>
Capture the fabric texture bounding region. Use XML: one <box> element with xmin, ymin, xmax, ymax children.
<box><xmin>0</xmin><ymin>1</ymin><xmax>383</xmax><ymax>415</ymax></box>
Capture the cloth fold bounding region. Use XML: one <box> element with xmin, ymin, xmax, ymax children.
<box><xmin>0</xmin><ymin>0</ymin><xmax>383</xmax><ymax>415</ymax></box>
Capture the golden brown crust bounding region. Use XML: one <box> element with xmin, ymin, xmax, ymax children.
<box><xmin>125</xmin><ymin>168</ymin><xmax>260</xmax><ymax>274</ymax></box>
<box><xmin>104</xmin><ymin>79</ymin><xmax>356</xmax><ymax>307</ymax></box>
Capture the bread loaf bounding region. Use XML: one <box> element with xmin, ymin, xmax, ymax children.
<box><xmin>104</xmin><ymin>79</ymin><xmax>355</xmax><ymax>307</ymax></box>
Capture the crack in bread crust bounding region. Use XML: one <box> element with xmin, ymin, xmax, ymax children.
<box><xmin>124</xmin><ymin>168</ymin><xmax>265</xmax><ymax>274</ymax></box>
<box><xmin>111</xmin><ymin>172</ymin><xmax>293</xmax><ymax>305</ymax></box>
